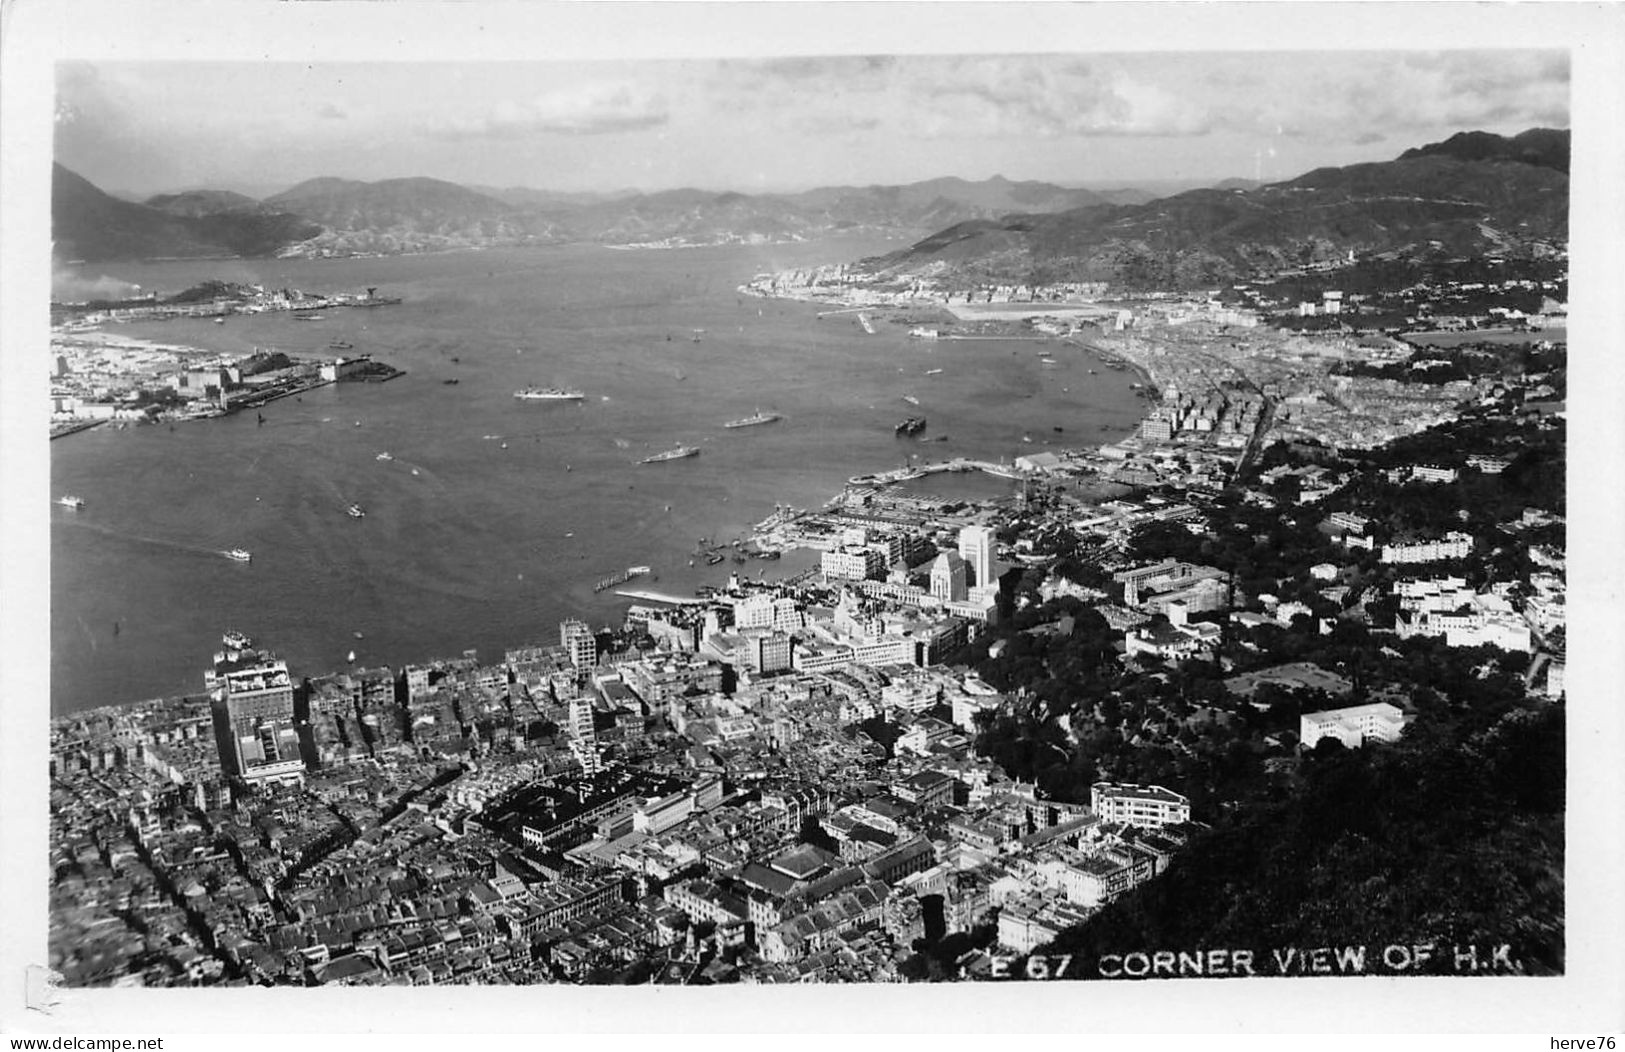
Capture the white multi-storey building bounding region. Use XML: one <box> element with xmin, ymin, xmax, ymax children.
<box><xmin>1089</xmin><ymin>782</ymin><xmax>1191</xmax><ymax>829</ymax></box>
<box><xmin>1299</xmin><ymin>701</ymin><xmax>1408</xmax><ymax>749</ymax></box>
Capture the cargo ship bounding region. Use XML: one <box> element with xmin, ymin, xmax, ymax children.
<box><xmin>724</xmin><ymin>409</ymin><xmax>782</xmax><ymax>429</ymax></box>
<box><xmin>514</xmin><ymin>387</ymin><xmax>585</xmax><ymax>400</ymax></box>
<box><xmin>641</xmin><ymin>445</ymin><xmax>700</xmax><ymax>464</ymax></box>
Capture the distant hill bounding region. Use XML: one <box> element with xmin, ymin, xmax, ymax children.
<box><xmin>470</xmin><ymin>185</ymin><xmax>641</xmax><ymax>210</ymax></box>
<box><xmin>1399</xmin><ymin>127</ymin><xmax>1569</xmax><ymax>174</ymax></box>
<box><xmin>867</xmin><ymin>129</ymin><xmax>1570</xmax><ymax>289</ymax></box>
<box><xmin>261</xmin><ymin>176</ymin><xmax>557</xmax><ymax>255</ymax></box>
<box><xmin>52</xmin><ymin>164</ymin><xmax>320</xmax><ymax>262</ymax></box>
<box><xmin>144</xmin><ymin>189</ymin><xmax>264</xmax><ymax>217</ymax></box>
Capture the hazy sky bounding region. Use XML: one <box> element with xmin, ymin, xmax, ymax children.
<box><xmin>56</xmin><ymin>49</ymin><xmax>1569</xmax><ymax>198</ymax></box>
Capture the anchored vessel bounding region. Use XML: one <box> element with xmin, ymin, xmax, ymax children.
<box><xmin>724</xmin><ymin>409</ymin><xmax>782</xmax><ymax>429</ymax></box>
<box><xmin>514</xmin><ymin>387</ymin><xmax>585</xmax><ymax>401</ymax></box>
<box><xmin>895</xmin><ymin>416</ymin><xmax>927</xmax><ymax>436</ymax></box>
<box><xmin>346</xmin><ymin>503</ymin><xmax>366</xmax><ymax>519</ymax></box>
<box><xmin>641</xmin><ymin>445</ymin><xmax>700</xmax><ymax>464</ymax></box>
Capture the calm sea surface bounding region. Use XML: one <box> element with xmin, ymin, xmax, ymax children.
<box><xmin>51</xmin><ymin>239</ymin><xmax>1147</xmax><ymax>714</ymax></box>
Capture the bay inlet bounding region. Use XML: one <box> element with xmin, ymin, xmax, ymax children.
<box><xmin>50</xmin><ymin>239</ymin><xmax>1150</xmax><ymax>714</ymax></box>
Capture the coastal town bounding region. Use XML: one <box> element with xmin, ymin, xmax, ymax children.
<box><xmin>47</xmin><ymin>283</ymin><xmax>404</xmax><ymax>438</ymax></box>
<box><xmin>48</xmin><ymin>247</ymin><xmax>1567</xmax><ymax>985</ymax></box>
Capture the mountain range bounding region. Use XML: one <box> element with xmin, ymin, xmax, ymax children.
<box><xmin>51</xmin><ymin>166</ymin><xmax>1162</xmax><ymax>265</ymax></box>
<box><xmin>869</xmin><ymin>129</ymin><xmax>1569</xmax><ymax>288</ymax></box>
<box><xmin>51</xmin><ymin>129</ymin><xmax>1567</xmax><ymax>289</ymax></box>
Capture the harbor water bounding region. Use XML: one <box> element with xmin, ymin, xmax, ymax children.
<box><xmin>50</xmin><ymin>239</ymin><xmax>1149</xmax><ymax>714</ymax></box>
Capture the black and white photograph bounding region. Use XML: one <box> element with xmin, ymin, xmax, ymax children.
<box><xmin>3</xmin><ymin>0</ymin><xmax>1622</xmax><ymax>1038</ymax></box>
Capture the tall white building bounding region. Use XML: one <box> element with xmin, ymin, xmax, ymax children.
<box><xmin>958</xmin><ymin>525</ymin><xmax>996</xmax><ymax>589</ymax></box>
<box><xmin>560</xmin><ymin>618</ymin><xmax>596</xmax><ymax>669</ymax></box>
<box><xmin>567</xmin><ymin>696</ymin><xmax>601</xmax><ymax>774</ymax></box>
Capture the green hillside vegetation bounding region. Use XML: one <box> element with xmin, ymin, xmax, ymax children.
<box><xmin>1034</xmin><ymin>701</ymin><xmax>1564</xmax><ymax>976</ymax></box>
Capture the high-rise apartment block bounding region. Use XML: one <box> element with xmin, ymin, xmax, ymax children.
<box><xmin>958</xmin><ymin>525</ymin><xmax>995</xmax><ymax>589</ymax></box>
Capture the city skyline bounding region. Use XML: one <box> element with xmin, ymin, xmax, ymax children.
<box><xmin>9</xmin><ymin>0</ymin><xmax>1625</xmax><ymax>1036</ymax></box>
<box><xmin>55</xmin><ymin>48</ymin><xmax>1568</xmax><ymax>199</ymax></box>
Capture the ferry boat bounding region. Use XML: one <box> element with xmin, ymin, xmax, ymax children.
<box><xmin>57</xmin><ymin>495</ymin><xmax>86</xmax><ymax>509</ymax></box>
<box><xmin>346</xmin><ymin>503</ymin><xmax>366</xmax><ymax>518</ymax></box>
<box><xmin>514</xmin><ymin>387</ymin><xmax>585</xmax><ymax>401</ymax></box>
<box><xmin>225</xmin><ymin>548</ymin><xmax>253</xmax><ymax>562</ymax></box>
<box><xmin>724</xmin><ymin>409</ymin><xmax>782</xmax><ymax>429</ymax></box>
<box><xmin>641</xmin><ymin>445</ymin><xmax>701</xmax><ymax>464</ymax></box>
<box><xmin>895</xmin><ymin>416</ymin><xmax>927</xmax><ymax>436</ymax></box>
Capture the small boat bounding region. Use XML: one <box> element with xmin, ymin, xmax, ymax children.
<box><xmin>57</xmin><ymin>495</ymin><xmax>86</xmax><ymax>509</ymax></box>
<box><xmin>346</xmin><ymin>503</ymin><xmax>366</xmax><ymax>518</ymax></box>
<box><xmin>902</xmin><ymin>395</ymin><xmax>920</xmax><ymax>406</ymax></box>
<box><xmin>225</xmin><ymin>549</ymin><xmax>252</xmax><ymax>562</ymax></box>
<box><xmin>442</xmin><ymin>378</ymin><xmax>459</xmax><ymax>385</ymax></box>
<box><xmin>376</xmin><ymin>452</ymin><xmax>394</xmax><ymax>461</ymax></box>
<box><xmin>346</xmin><ymin>650</ymin><xmax>356</xmax><ymax>663</ymax></box>
<box><xmin>925</xmin><ymin>369</ymin><xmax>943</xmax><ymax>375</ymax></box>
<box><xmin>214</xmin><ymin>317</ymin><xmax>225</xmax><ymax>325</ymax></box>
<box><xmin>500</xmin><ymin>442</ymin><xmax>508</xmax><ymax>449</ymax></box>
<box><xmin>329</xmin><ymin>340</ymin><xmax>354</xmax><ymax>350</ymax></box>
<box><xmin>353</xmin><ymin>631</ymin><xmax>364</xmax><ymax>640</ymax></box>
<box><xmin>411</xmin><ymin>468</ymin><xmax>420</xmax><ymax>476</ymax></box>
<box><xmin>223</xmin><ymin>630</ymin><xmax>253</xmax><ymax>649</ymax></box>
<box><xmin>706</xmin><ymin>553</ymin><xmax>725</xmax><ymax>565</ymax></box>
